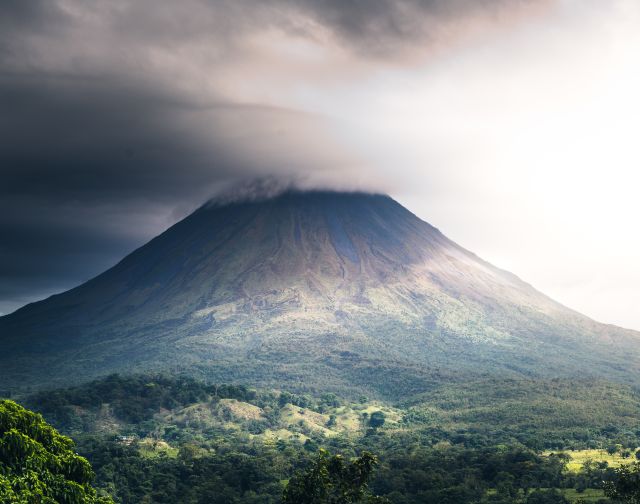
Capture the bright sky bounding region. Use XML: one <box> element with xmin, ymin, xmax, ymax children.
<box><xmin>255</xmin><ymin>0</ymin><xmax>640</xmax><ymax>329</ymax></box>
<box><xmin>365</xmin><ymin>0</ymin><xmax>640</xmax><ymax>330</ymax></box>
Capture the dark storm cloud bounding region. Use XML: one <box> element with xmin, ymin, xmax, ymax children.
<box><xmin>0</xmin><ymin>0</ymin><xmax>548</xmax><ymax>314</ymax></box>
<box><xmin>288</xmin><ymin>0</ymin><xmax>546</xmax><ymax>57</ymax></box>
<box><xmin>0</xmin><ymin>71</ymin><xmax>351</xmax><ymax>313</ymax></box>
<box><xmin>2</xmin><ymin>76</ymin><xmax>232</xmax><ymax>202</ymax></box>
<box><xmin>117</xmin><ymin>0</ymin><xmax>550</xmax><ymax>58</ymax></box>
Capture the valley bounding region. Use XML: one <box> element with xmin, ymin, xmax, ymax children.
<box><xmin>10</xmin><ymin>373</ymin><xmax>639</xmax><ymax>503</ymax></box>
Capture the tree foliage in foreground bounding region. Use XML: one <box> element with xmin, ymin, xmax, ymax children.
<box><xmin>283</xmin><ymin>449</ymin><xmax>388</xmax><ymax>504</ymax></box>
<box><xmin>0</xmin><ymin>399</ymin><xmax>112</xmax><ymax>504</ymax></box>
<box><xmin>604</xmin><ymin>463</ymin><xmax>640</xmax><ymax>503</ymax></box>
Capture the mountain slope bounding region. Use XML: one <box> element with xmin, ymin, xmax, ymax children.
<box><xmin>1</xmin><ymin>190</ymin><xmax>638</xmax><ymax>395</ymax></box>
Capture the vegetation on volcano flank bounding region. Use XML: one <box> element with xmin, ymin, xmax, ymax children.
<box><xmin>3</xmin><ymin>191</ymin><xmax>640</xmax><ymax>396</ymax></box>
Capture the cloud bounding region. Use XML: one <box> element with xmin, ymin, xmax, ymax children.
<box><xmin>0</xmin><ymin>72</ymin><xmax>364</xmax><ymax>312</ymax></box>
<box><xmin>287</xmin><ymin>0</ymin><xmax>550</xmax><ymax>58</ymax></box>
<box><xmin>0</xmin><ymin>0</ymin><xmax>550</xmax><ymax>313</ymax></box>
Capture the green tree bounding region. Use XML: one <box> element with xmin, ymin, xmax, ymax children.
<box><xmin>526</xmin><ymin>489</ymin><xmax>569</xmax><ymax>503</ymax></box>
<box><xmin>604</xmin><ymin>463</ymin><xmax>640</xmax><ymax>503</ymax></box>
<box><xmin>368</xmin><ymin>412</ymin><xmax>385</xmax><ymax>430</ymax></box>
<box><xmin>0</xmin><ymin>399</ymin><xmax>113</xmax><ymax>504</ymax></box>
<box><xmin>282</xmin><ymin>449</ymin><xmax>388</xmax><ymax>503</ymax></box>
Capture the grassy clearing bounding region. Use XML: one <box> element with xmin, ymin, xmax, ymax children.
<box><xmin>280</xmin><ymin>404</ymin><xmax>334</xmax><ymax>436</ymax></box>
<box><xmin>544</xmin><ymin>448</ymin><xmax>638</xmax><ymax>473</ymax></box>
<box><xmin>356</xmin><ymin>404</ymin><xmax>402</xmax><ymax>423</ymax></box>
<box><xmin>262</xmin><ymin>428</ymin><xmax>308</xmax><ymax>443</ymax></box>
<box><xmin>560</xmin><ymin>488</ymin><xmax>606</xmax><ymax>502</ymax></box>
<box><xmin>137</xmin><ymin>438</ymin><xmax>179</xmax><ymax>459</ymax></box>
<box><xmin>219</xmin><ymin>399</ymin><xmax>264</xmax><ymax>420</ymax></box>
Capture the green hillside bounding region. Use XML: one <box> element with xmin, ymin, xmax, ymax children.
<box><xmin>7</xmin><ymin>373</ymin><xmax>639</xmax><ymax>503</ymax></box>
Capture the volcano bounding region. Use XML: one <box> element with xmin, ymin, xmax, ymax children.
<box><xmin>1</xmin><ymin>190</ymin><xmax>638</xmax><ymax>395</ymax></box>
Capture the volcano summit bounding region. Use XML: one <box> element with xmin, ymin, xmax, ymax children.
<box><xmin>1</xmin><ymin>190</ymin><xmax>638</xmax><ymax>395</ymax></box>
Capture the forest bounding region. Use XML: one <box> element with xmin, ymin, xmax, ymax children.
<box><xmin>2</xmin><ymin>373</ymin><xmax>640</xmax><ymax>503</ymax></box>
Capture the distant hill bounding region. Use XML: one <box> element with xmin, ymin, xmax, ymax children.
<box><xmin>1</xmin><ymin>190</ymin><xmax>638</xmax><ymax>395</ymax></box>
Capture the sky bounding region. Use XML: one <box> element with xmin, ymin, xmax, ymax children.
<box><xmin>1</xmin><ymin>0</ymin><xmax>639</xmax><ymax>330</ymax></box>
